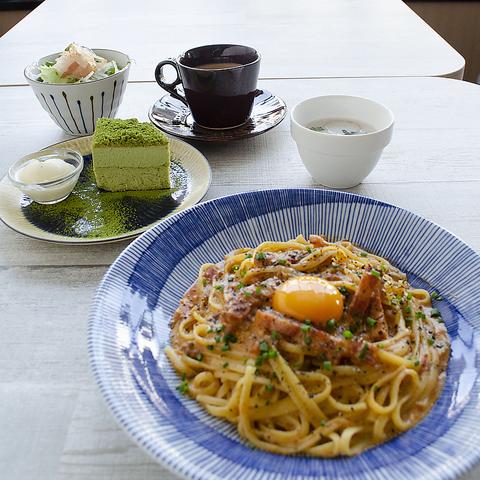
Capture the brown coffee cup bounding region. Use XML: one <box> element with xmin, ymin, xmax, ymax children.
<box><xmin>155</xmin><ymin>44</ymin><xmax>261</xmax><ymax>130</ymax></box>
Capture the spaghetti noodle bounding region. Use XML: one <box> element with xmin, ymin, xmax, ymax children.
<box><xmin>166</xmin><ymin>235</ymin><xmax>449</xmax><ymax>456</ymax></box>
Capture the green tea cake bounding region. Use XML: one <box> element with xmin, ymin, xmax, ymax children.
<box><xmin>92</xmin><ymin>118</ymin><xmax>170</xmax><ymax>192</ymax></box>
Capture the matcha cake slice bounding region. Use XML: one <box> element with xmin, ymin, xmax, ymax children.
<box><xmin>92</xmin><ymin>118</ymin><xmax>170</xmax><ymax>192</ymax></box>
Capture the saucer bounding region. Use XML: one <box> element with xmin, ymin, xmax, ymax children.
<box><xmin>148</xmin><ymin>89</ymin><xmax>286</xmax><ymax>142</ymax></box>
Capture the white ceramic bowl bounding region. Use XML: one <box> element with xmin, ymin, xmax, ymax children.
<box><xmin>8</xmin><ymin>148</ymin><xmax>84</xmax><ymax>204</ymax></box>
<box><xmin>25</xmin><ymin>49</ymin><xmax>131</xmax><ymax>136</ymax></box>
<box><xmin>290</xmin><ymin>95</ymin><xmax>394</xmax><ymax>188</ymax></box>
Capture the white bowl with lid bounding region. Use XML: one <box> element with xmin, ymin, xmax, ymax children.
<box><xmin>290</xmin><ymin>95</ymin><xmax>394</xmax><ymax>189</ymax></box>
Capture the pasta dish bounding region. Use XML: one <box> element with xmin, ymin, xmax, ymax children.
<box><xmin>165</xmin><ymin>235</ymin><xmax>449</xmax><ymax>456</ymax></box>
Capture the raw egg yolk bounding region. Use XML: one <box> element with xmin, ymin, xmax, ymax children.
<box><xmin>272</xmin><ymin>276</ymin><xmax>344</xmax><ymax>327</ymax></box>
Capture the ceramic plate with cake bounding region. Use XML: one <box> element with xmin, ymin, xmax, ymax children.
<box><xmin>0</xmin><ymin>119</ymin><xmax>211</xmax><ymax>244</ymax></box>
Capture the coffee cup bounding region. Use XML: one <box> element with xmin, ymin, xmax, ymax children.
<box><xmin>155</xmin><ymin>44</ymin><xmax>260</xmax><ymax>130</ymax></box>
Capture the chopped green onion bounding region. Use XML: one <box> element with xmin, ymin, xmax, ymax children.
<box><xmin>245</xmin><ymin>253</ymin><xmax>253</xmax><ymax>259</ymax></box>
<box><xmin>265</xmin><ymin>384</ymin><xmax>274</xmax><ymax>392</ymax></box>
<box><xmin>271</xmin><ymin>330</ymin><xmax>279</xmax><ymax>341</ymax></box>
<box><xmin>259</xmin><ymin>340</ymin><xmax>269</xmax><ymax>352</ymax></box>
<box><xmin>268</xmin><ymin>349</ymin><xmax>278</xmax><ymax>359</ymax></box>
<box><xmin>431</xmin><ymin>291</ymin><xmax>443</xmax><ymax>301</ymax></box>
<box><xmin>301</xmin><ymin>324</ymin><xmax>312</xmax><ymax>333</ymax></box>
<box><xmin>431</xmin><ymin>308</ymin><xmax>442</xmax><ymax>318</ymax></box>
<box><xmin>323</xmin><ymin>360</ymin><xmax>332</xmax><ymax>371</ymax></box>
<box><xmin>255</xmin><ymin>252</ymin><xmax>266</xmax><ymax>260</ymax></box>
<box><xmin>343</xmin><ymin>330</ymin><xmax>353</xmax><ymax>340</ymax></box>
<box><xmin>304</xmin><ymin>336</ymin><xmax>312</xmax><ymax>346</ymax></box>
<box><xmin>327</xmin><ymin>318</ymin><xmax>336</xmax><ymax>330</ymax></box>
<box><xmin>360</xmin><ymin>252</ymin><xmax>368</xmax><ymax>257</ymax></box>
<box><xmin>428</xmin><ymin>338</ymin><xmax>435</xmax><ymax>346</ymax></box>
<box><xmin>358</xmin><ymin>343</ymin><xmax>369</xmax><ymax>360</ymax></box>
<box><xmin>176</xmin><ymin>373</ymin><xmax>189</xmax><ymax>394</ymax></box>
<box><xmin>255</xmin><ymin>286</ymin><xmax>263</xmax><ymax>295</ymax></box>
<box><xmin>415</xmin><ymin>311</ymin><xmax>426</xmax><ymax>320</ymax></box>
<box><xmin>338</xmin><ymin>286</ymin><xmax>349</xmax><ymax>295</ymax></box>
<box><xmin>224</xmin><ymin>333</ymin><xmax>238</xmax><ymax>344</ymax></box>
<box><xmin>366</xmin><ymin>317</ymin><xmax>377</xmax><ymax>328</ymax></box>
<box><xmin>214</xmin><ymin>284</ymin><xmax>224</xmax><ymax>292</ymax></box>
<box><xmin>221</xmin><ymin>344</ymin><xmax>230</xmax><ymax>351</ymax></box>
<box><xmin>306</xmin><ymin>247</ymin><xmax>312</xmax><ymax>253</ymax></box>
<box><xmin>277</xmin><ymin>259</ymin><xmax>287</xmax><ymax>266</ymax></box>
<box><xmin>370</xmin><ymin>269</ymin><xmax>381</xmax><ymax>278</ymax></box>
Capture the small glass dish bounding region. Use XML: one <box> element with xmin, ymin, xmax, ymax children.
<box><xmin>8</xmin><ymin>149</ymin><xmax>84</xmax><ymax>204</ymax></box>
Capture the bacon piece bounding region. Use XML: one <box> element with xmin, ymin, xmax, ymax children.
<box><xmin>349</xmin><ymin>272</ymin><xmax>388</xmax><ymax>341</ymax></box>
<box><xmin>309</xmin><ymin>234</ymin><xmax>328</xmax><ymax>248</ymax></box>
<box><xmin>368</xmin><ymin>283</ymin><xmax>388</xmax><ymax>341</ymax></box>
<box><xmin>252</xmin><ymin>309</ymin><xmax>377</xmax><ymax>365</ymax></box>
<box><xmin>349</xmin><ymin>272</ymin><xmax>380</xmax><ymax>316</ymax></box>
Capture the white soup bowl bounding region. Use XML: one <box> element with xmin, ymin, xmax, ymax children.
<box><xmin>290</xmin><ymin>95</ymin><xmax>394</xmax><ymax>188</ymax></box>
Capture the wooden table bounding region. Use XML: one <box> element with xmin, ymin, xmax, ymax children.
<box><xmin>0</xmin><ymin>76</ymin><xmax>479</xmax><ymax>479</ymax></box>
<box><xmin>0</xmin><ymin>0</ymin><xmax>465</xmax><ymax>86</ymax></box>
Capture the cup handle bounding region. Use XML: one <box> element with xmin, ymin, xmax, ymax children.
<box><xmin>155</xmin><ymin>59</ymin><xmax>187</xmax><ymax>105</ymax></box>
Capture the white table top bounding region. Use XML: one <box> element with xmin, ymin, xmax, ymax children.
<box><xmin>1</xmin><ymin>77</ymin><xmax>479</xmax><ymax>479</ymax></box>
<box><xmin>0</xmin><ymin>0</ymin><xmax>465</xmax><ymax>86</ymax></box>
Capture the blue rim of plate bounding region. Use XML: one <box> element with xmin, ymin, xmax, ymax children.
<box><xmin>88</xmin><ymin>188</ymin><xmax>480</xmax><ymax>480</ymax></box>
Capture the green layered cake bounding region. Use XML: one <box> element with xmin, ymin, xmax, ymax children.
<box><xmin>92</xmin><ymin>118</ymin><xmax>170</xmax><ymax>192</ymax></box>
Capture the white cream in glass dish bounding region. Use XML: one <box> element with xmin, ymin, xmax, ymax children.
<box><xmin>290</xmin><ymin>95</ymin><xmax>394</xmax><ymax>188</ymax></box>
<box><xmin>8</xmin><ymin>149</ymin><xmax>84</xmax><ymax>204</ymax></box>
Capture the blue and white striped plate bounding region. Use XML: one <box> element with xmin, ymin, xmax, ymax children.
<box><xmin>89</xmin><ymin>189</ymin><xmax>480</xmax><ymax>480</ymax></box>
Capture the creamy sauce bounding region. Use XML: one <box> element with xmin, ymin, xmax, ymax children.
<box><xmin>308</xmin><ymin>118</ymin><xmax>374</xmax><ymax>136</ymax></box>
<box><xmin>16</xmin><ymin>158</ymin><xmax>75</xmax><ymax>184</ymax></box>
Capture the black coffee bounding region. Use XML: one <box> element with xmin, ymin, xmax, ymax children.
<box><xmin>196</xmin><ymin>62</ymin><xmax>243</xmax><ymax>70</ymax></box>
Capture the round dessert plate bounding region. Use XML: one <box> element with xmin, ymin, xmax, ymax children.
<box><xmin>0</xmin><ymin>136</ymin><xmax>211</xmax><ymax>244</ymax></box>
<box><xmin>89</xmin><ymin>188</ymin><xmax>480</xmax><ymax>480</ymax></box>
<box><xmin>149</xmin><ymin>89</ymin><xmax>287</xmax><ymax>142</ymax></box>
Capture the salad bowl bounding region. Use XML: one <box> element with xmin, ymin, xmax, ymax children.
<box><xmin>24</xmin><ymin>48</ymin><xmax>131</xmax><ymax>135</ymax></box>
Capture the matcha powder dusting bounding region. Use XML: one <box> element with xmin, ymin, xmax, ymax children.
<box><xmin>21</xmin><ymin>156</ymin><xmax>188</xmax><ymax>239</ymax></box>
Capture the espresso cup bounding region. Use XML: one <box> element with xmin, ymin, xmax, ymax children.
<box><xmin>155</xmin><ymin>44</ymin><xmax>260</xmax><ymax>130</ymax></box>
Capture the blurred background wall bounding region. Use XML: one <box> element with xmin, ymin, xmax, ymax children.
<box><xmin>406</xmin><ymin>1</ymin><xmax>480</xmax><ymax>83</ymax></box>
